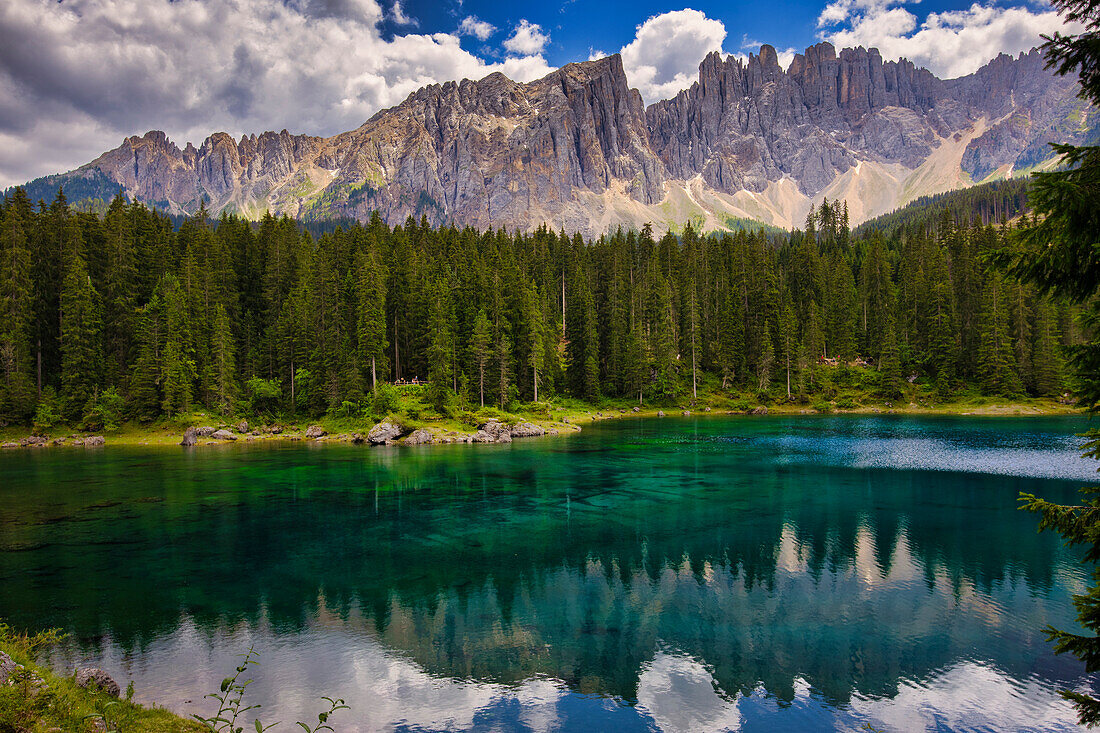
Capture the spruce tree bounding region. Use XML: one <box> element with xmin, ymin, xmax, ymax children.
<box><xmin>356</xmin><ymin>249</ymin><xmax>388</xmax><ymax>396</ymax></box>
<box><xmin>0</xmin><ymin>198</ymin><xmax>36</xmax><ymax>421</ymax></box>
<box><xmin>159</xmin><ymin>276</ymin><xmax>194</xmax><ymax>415</ymax></box>
<box><xmin>1032</xmin><ymin>300</ymin><xmax>1065</xmax><ymax>397</ymax></box>
<box><xmin>470</xmin><ymin>309</ymin><xmax>491</xmax><ymax>408</ymax></box>
<box><xmin>425</xmin><ymin>276</ymin><xmax>454</xmax><ymax>413</ymax></box>
<box><xmin>879</xmin><ymin>317</ymin><xmax>904</xmax><ymax>400</ymax></box>
<box><xmin>129</xmin><ymin>293</ymin><xmax>163</xmax><ymax>421</ymax></box>
<box><xmin>758</xmin><ymin>321</ymin><xmax>775</xmax><ymax>392</ymax></box>
<box><xmin>209</xmin><ymin>303</ymin><xmax>236</xmax><ymax>414</ymax></box>
<box><xmin>1006</xmin><ymin>0</ymin><xmax>1100</xmax><ymax>723</ymax></box>
<box><xmin>59</xmin><ymin>252</ymin><xmax>102</xmax><ymax>421</ymax></box>
<box><xmin>647</xmin><ymin>262</ymin><xmax>678</xmax><ymax>400</ymax></box>
<box><xmin>978</xmin><ymin>274</ymin><xmax>1024</xmax><ymax>396</ymax></box>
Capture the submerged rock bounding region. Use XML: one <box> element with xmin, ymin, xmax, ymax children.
<box><xmin>180</xmin><ymin>427</ymin><xmax>198</xmax><ymax>446</ymax></box>
<box><xmin>75</xmin><ymin>668</ymin><xmax>120</xmax><ymax>698</ymax></box>
<box><xmin>367</xmin><ymin>420</ymin><xmax>403</xmax><ymax>444</ymax></box>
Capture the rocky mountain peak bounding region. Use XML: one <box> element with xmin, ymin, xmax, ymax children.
<box><xmin>29</xmin><ymin>43</ymin><xmax>1094</xmax><ymax>235</ymax></box>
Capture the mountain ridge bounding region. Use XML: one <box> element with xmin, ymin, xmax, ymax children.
<box><xmin>11</xmin><ymin>43</ymin><xmax>1096</xmax><ymax>234</ymax></box>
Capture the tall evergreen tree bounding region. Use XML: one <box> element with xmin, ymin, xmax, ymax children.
<box><xmin>1005</xmin><ymin>0</ymin><xmax>1100</xmax><ymax>723</ymax></box>
<box><xmin>0</xmin><ymin>197</ymin><xmax>36</xmax><ymax>421</ymax></box>
<box><xmin>59</xmin><ymin>252</ymin><xmax>102</xmax><ymax>420</ymax></box>
<box><xmin>470</xmin><ymin>309</ymin><xmax>492</xmax><ymax>408</ymax></box>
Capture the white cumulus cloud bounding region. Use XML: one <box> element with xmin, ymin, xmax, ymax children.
<box><xmin>818</xmin><ymin>0</ymin><xmax>1083</xmax><ymax>78</ymax></box>
<box><xmin>389</xmin><ymin>0</ymin><xmax>416</xmax><ymax>26</ymax></box>
<box><xmin>503</xmin><ymin>19</ymin><xmax>550</xmax><ymax>56</ymax></box>
<box><xmin>619</xmin><ymin>8</ymin><xmax>727</xmax><ymax>103</ymax></box>
<box><xmin>0</xmin><ymin>0</ymin><xmax>554</xmax><ymax>188</ymax></box>
<box><xmin>457</xmin><ymin>15</ymin><xmax>495</xmax><ymax>41</ymax></box>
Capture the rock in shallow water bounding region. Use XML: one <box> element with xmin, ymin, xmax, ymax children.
<box><xmin>180</xmin><ymin>427</ymin><xmax>198</xmax><ymax>446</ymax></box>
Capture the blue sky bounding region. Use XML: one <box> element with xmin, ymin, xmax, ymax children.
<box><xmin>0</xmin><ymin>0</ymin><xmax>1076</xmax><ymax>187</ymax></box>
<box><xmin>380</xmin><ymin>0</ymin><xmax>835</xmax><ymax>63</ymax></box>
<box><xmin>378</xmin><ymin>0</ymin><xmax>1065</xmax><ymax>77</ymax></box>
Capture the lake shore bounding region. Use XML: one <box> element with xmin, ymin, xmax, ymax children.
<box><xmin>0</xmin><ymin>395</ymin><xmax>1084</xmax><ymax>450</ymax></box>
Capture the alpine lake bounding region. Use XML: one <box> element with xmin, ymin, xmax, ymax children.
<box><xmin>2</xmin><ymin>414</ymin><xmax>1098</xmax><ymax>732</ymax></box>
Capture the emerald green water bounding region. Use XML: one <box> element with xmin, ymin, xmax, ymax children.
<box><xmin>1</xmin><ymin>415</ymin><xmax>1096</xmax><ymax>731</ymax></box>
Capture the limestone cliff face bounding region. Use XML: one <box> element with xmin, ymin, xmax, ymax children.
<box><xmin>36</xmin><ymin>45</ymin><xmax>1095</xmax><ymax>234</ymax></box>
<box><xmin>315</xmin><ymin>54</ymin><xmax>664</xmax><ymax>231</ymax></box>
<box><xmin>644</xmin><ymin>44</ymin><xmax>1087</xmax><ymax>202</ymax></box>
<box><xmin>87</xmin><ymin>128</ymin><xmax>323</xmax><ymax>213</ymax></box>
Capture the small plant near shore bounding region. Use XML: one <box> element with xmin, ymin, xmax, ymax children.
<box><xmin>192</xmin><ymin>646</ymin><xmax>348</xmax><ymax>733</ymax></box>
<box><xmin>0</xmin><ymin>621</ymin><xmax>66</xmax><ymax>660</ymax></box>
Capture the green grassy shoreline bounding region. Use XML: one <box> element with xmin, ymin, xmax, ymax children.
<box><xmin>0</xmin><ymin>626</ymin><xmax>201</xmax><ymax>732</ymax></box>
<box><xmin>0</xmin><ymin>393</ymin><xmax>1084</xmax><ymax>450</ymax></box>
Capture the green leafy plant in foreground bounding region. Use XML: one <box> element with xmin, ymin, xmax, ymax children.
<box><xmin>191</xmin><ymin>646</ymin><xmax>348</xmax><ymax>733</ymax></box>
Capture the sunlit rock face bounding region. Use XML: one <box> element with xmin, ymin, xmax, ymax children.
<box><xmin>26</xmin><ymin>44</ymin><xmax>1094</xmax><ymax>234</ymax></box>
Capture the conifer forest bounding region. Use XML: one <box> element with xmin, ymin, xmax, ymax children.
<box><xmin>0</xmin><ymin>185</ymin><xmax>1072</xmax><ymax>428</ymax></box>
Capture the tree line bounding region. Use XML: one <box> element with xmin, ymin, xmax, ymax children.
<box><xmin>0</xmin><ymin>187</ymin><xmax>1074</xmax><ymax>428</ymax></box>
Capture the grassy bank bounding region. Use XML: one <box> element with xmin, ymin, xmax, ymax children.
<box><xmin>0</xmin><ymin>624</ymin><xmax>199</xmax><ymax>732</ymax></box>
<box><xmin>0</xmin><ymin>368</ymin><xmax>1084</xmax><ymax>449</ymax></box>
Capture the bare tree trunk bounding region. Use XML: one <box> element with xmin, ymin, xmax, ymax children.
<box><xmin>371</xmin><ymin>356</ymin><xmax>377</xmax><ymax>396</ymax></box>
<box><xmin>786</xmin><ymin>347</ymin><xmax>791</xmax><ymax>399</ymax></box>
<box><xmin>290</xmin><ymin>359</ymin><xmax>295</xmax><ymax>407</ymax></box>
<box><xmin>36</xmin><ymin>340</ymin><xmax>42</xmax><ymax>400</ymax></box>
<box><xmin>533</xmin><ymin>364</ymin><xmax>538</xmax><ymax>403</ymax></box>
<box><xmin>479</xmin><ymin>364</ymin><xmax>484</xmax><ymax>407</ymax></box>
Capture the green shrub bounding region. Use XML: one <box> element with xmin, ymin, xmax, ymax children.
<box><xmin>81</xmin><ymin>388</ymin><xmax>126</xmax><ymax>431</ymax></box>
<box><xmin>835</xmin><ymin>397</ymin><xmax>857</xmax><ymax>410</ymax></box>
<box><xmin>32</xmin><ymin>388</ymin><xmax>61</xmax><ymax>434</ymax></box>
<box><xmin>371</xmin><ymin>383</ymin><xmax>401</xmax><ymax>415</ymax></box>
<box><xmin>332</xmin><ymin>400</ymin><xmax>361</xmax><ymax>419</ymax></box>
<box><xmin>812</xmin><ymin>400</ymin><xmax>834</xmax><ymax>413</ymax></box>
<box><xmin>247</xmin><ymin>377</ymin><xmax>282</xmax><ymax>414</ymax></box>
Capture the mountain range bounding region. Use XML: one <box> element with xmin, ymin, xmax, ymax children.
<box><xmin>14</xmin><ymin>42</ymin><xmax>1097</xmax><ymax>234</ymax></box>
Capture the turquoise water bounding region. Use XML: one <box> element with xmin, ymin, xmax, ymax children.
<box><xmin>0</xmin><ymin>415</ymin><xmax>1097</xmax><ymax>731</ymax></box>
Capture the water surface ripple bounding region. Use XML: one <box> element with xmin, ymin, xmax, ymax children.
<box><xmin>0</xmin><ymin>415</ymin><xmax>1097</xmax><ymax>732</ymax></box>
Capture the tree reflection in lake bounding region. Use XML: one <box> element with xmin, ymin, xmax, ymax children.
<box><xmin>1</xmin><ymin>416</ymin><xmax>1095</xmax><ymax>731</ymax></box>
